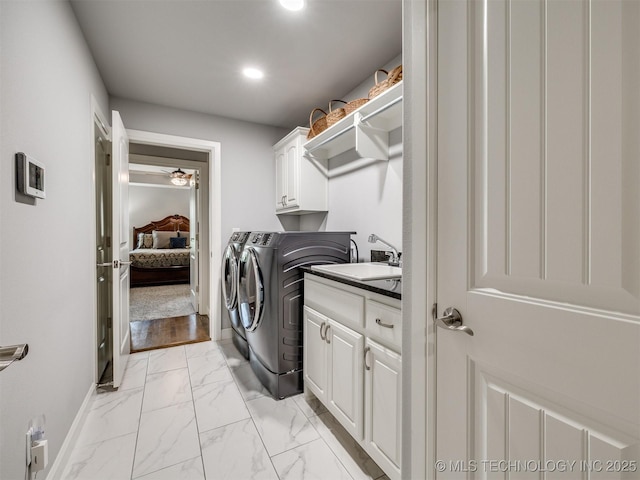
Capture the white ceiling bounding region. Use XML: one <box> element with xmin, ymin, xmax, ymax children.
<box><xmin>70</xmin><ymin>0</ymin><xmax>402</xmax><ymax>129</ymax></box>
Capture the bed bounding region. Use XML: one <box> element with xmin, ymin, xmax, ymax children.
<box><xmin>130</xmin><ymin>214</ymin><xmax>191</xmax><ymax>287</ymax></box>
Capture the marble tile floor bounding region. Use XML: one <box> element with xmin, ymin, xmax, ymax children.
<box><xmin>62</xmin><ymin>339</ymin><xmax>390</xmax><ymax>480</ymax></box>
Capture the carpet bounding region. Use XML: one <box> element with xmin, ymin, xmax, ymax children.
<box><xmin>130</xmin><ymin>284</ymin><xmax>196</xmax><ymax>321</ymax></box>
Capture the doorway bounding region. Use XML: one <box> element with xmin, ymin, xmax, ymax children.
<box><xmin>127</xmin><ymin>144</ymin><xmax>212</xmax><ymax>351</ymax></box>
<box><xmin>124</xmin><ymin>129</ymin><xmax>223</xmax><ymax>347</ymax></box>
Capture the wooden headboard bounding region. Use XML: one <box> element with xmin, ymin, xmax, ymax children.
<box><xmin>133</xmin><ymin>214</ymin><xmax>190</xmax><ymax>247</ymax></box>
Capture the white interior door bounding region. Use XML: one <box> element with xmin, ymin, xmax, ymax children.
<box><xmin>436</xmin><ymin>0</ymin><xmax>639</xmax><ymax>477</ymax></box>
<box><xmin>189</xmin><ymin>172</ymin><xmax>199</xmax><ymax>312</ymax></box>
<box><xmin>111</xmin><ymin>110</ymin><xmax>131</xmax><ymax>388</ymax></box>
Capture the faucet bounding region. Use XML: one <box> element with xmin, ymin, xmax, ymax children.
<box><xmin>368</xmin><ymin>234</ymin><xmax>400</xmax><ymax>266</ymax></box>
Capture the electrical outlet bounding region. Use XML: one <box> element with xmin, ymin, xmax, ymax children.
<box><xmin>371</xmin><ymin>249</ymin><xmax>391</xmax><ymax>262</ymax></box>
<box><xmin>31</xmin><ymin>440</ymin><xmax>48</xmax><ymax>472</ymax></box>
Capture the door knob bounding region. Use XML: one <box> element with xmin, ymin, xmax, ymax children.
<box><xmin>434</xmin><ymin>307</ymin><xmax>474</xmax><ymax>336</ymax></box>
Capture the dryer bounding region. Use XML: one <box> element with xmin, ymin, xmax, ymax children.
<box><xmin>237</xmin><ymin>231</ymin><xmax>352</xmax><ymax>399</ymax></box>
<box><xmin>221</xmin><ymin>231</ymin><xmax>251</xmax><ymax>358</ymax></box>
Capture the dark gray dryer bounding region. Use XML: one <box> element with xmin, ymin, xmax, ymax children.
<box><xmin>237</xmin><ymin>231</ymin><xmax>352</xmax><ymax>399</ymax></box>
<box><xmin>221</xmin><ymin>231</ymin><xmax>251</xmax><ymax>358</ymax></box>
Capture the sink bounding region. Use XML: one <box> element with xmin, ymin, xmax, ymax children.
<box><xmin>311</xmin><ymin>262</ymin><xmax>402</xmax><ymax>281</ymax></box>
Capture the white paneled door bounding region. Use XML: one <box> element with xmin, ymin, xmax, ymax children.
<box><xmin>111</xmin><ymin>111</ymin><xmax>131</xmax><ymax>388</ymax></box>
<box><xmin>436</xmin><ymin>0</ymin><xmax>639</xmax><ymax>478</ymax></box>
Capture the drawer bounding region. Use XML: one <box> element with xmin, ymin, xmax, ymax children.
<box><xmin>365</xmin><ymin>299</ymin><xmax>401</xmax><ymax>351</ymax></box>
<box><xmin>304</xmin><ymin>278</ymin><xmax>364</xmax><ymax>330</ymax></box>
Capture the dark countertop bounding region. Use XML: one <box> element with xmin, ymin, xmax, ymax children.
<box><xmin>302</xmin><ymin>266</ymin><xmax>402</xmax><ymax>300</ymax></box>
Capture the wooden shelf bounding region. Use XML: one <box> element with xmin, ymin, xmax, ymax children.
<box><xmin>303</xmin><ymin>81</ymin><xmax>403</xmax><ymax>162</ymax></box>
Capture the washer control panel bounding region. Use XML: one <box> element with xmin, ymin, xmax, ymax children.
<box><xmin>231</xmin><ymin>231</ymin><xmax>250</xmax><ymax>243</ymax></box>
<box><xmin>250</xmin><ymin>233</ymin><xmax>274</xmax><ymax>246</ymax></box>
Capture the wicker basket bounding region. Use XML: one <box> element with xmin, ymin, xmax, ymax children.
<box><xmin>368</xmin><ymin>64</ymin><xmax>403</xmax><ymax>99</ymax></box>
<box><xmin>327</xmin><ymin>100</ymin><xmax>347</xmax><ymax>127</ymax></box>
<box><xmin>307</xmin><ymin>108</ymin><xmax>328</xmax><ymax>139</ymax></box>
<box><xmin>344</xmin><ymin>98</ymin><xmax>369</xmax><ymax>115</ymax></box>
<box><xmin>388</xmin><ymin>64</ymin><xmax>403</xmax><ymax>84</ymax></box>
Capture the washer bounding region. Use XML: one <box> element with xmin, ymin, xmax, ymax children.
<box><xmin>221</xmin><ymin>231</ymin><xmax>252</xmax><ymax>359</ymax></box>
<box><xmin>237</xmin><ymin>231</ymin><xmax>352</xmax><ymax>399</ymax></box>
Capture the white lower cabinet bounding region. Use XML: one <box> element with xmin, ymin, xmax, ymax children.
<box><xmin>303</xmin><ymin>274</ymin><xmax>401</xmax><ymax>480</ymax></box>
<box><xmin>303</xmin><ymin>306</ymin><xmax>364</xmax><ymax>440</ymax></box>
<box><xmin>364</xmin><ymin>338</ymin><xmax>402</xmax><ymax>479</ymax></box>
<box><xmin>303</xmin><ymin>306</ymin><xmax>327</xmax><ymax>399</ymax></box>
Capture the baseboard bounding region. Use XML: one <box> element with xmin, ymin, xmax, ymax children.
<box><xmin>220</xmin><ymin>327</ymin><xmax>233</xmax><ymax>340</ymax></box>
<box><xmin>45</xmin><ymin>383</ymin><xmax>96</xmax><ymax>480</ymax></box>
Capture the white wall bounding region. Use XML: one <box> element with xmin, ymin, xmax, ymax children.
<box><xmin>0</xmin><ymin>2</ymin><xmax>109</xmax><ymax>479</ymax></box>
<box><xmin>129</xmin><ymin>185</ymin><xmax>190</xmax><ymax>242</ymax></box>
<box><xmin>300</xmin><ymin>54</ymin><xmax>403</xmax><ymax>261</ymax></box>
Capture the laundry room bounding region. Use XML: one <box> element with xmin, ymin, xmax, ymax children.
<box><xmin>1</xmin><ymin>1</ymin><xmax>407</xmax><ymax>478</ymax></box>
<box><xmin>4</xmin><ymin>1</ymin><xmax>639</xmax><ymax>480</ymax></box>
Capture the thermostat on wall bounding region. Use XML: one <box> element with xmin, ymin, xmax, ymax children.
<box><xmin>16</xmin><ymin>152</ymin><xmax>46</xmax><ymax>199</ymax></box>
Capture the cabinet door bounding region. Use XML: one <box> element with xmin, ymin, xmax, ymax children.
<box><xmin>275</xmin><ymin>147</ymin><xmax>286</xmax><ymax>210</ymax></box>
<box><xmin>284</xmin><ymin>142</ymin><xmax>299</xmax><ymax>208</ymax></box>
<box><xmin>364</xmin><ymin>339</ymin><xmax>401</xmax><ymax>480</ymax></box>
<box><xmin>326</xmin><ymin>319</ymin><xmax>364</xmax><ymax>440</ymax></box>
<box><xmin>303</xmin><ymin>306</ymin><xmax>327</xmax><ymax>401</ymax></box>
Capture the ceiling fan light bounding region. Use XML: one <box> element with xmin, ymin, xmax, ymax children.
<box><xmin>171</xmin><ymin>176</ymin><xmax>188</xmax><ymax>186</ymax></box>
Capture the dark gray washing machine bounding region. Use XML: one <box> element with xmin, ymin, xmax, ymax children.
<box><xmin>237</xmin><ymin>231</ymin><xmax>352</xmax><ymax>399</ymax></box>
<box><xmin>221</xmin><ymin>231</ymin><xmax>252</xmax><ymax>359</ymax></box>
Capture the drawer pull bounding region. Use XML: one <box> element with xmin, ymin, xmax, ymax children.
<box><xmin>325</xmin><ymin>325</ymin><xmax>331</xmax><ymax>344</ymax></box>
<box><xmin>375</xmin><ymin>318</ymin><xmax>394</xmax><ymax>329</ymax></box>
<box><xmin>364</xmin><ymin>346</ymin><xmax>371</xmax><ymax>370</ymax></box>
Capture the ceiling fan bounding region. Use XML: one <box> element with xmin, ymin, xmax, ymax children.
<box><xmin>164</xmin><ymin>168</ymin><xmax>190</xmax><ymax>186</ymax></box>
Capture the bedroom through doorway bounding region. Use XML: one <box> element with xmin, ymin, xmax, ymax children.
<box><xmin>127</xmin><ymin>144</ymin><xmax>210</xmax><ymax>352</ymax></box>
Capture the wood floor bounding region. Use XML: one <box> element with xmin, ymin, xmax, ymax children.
<box><xmin>130</xmin><ymin>313</ymin><xmax>210</xmax><ymax>352</ymax></box>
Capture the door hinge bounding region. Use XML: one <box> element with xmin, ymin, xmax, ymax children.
<box><xmin>196</xmin><ymin>285</ymin><xmax>199</xmax><ymax>293</ymax></box>
<box><xmin>432</xmin><ymin>303</ymin><xmax>438</xmax><ymax>322</ymax></box>
<box><xmin>106</xmin><ymin>236</ymin><xmax>111</xmax><ymax>248</ymax></box>
<box><xmin>107</xmin><ymin>317</ymin><xmax>112</xmax><ymax>329</ymax></box>
<box><xmin>105</xmin><ymin>153</ymin><xmax>111</xmax><ymax>166</ymax></box>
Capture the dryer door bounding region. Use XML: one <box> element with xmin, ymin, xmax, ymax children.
<box><xmin>222</xmin><ymin>244</ymin><xmax>238</xmax><ymax>310</ymax></box>
<box><xmin>238</xmin><ymin>247</ymin><xmax>264</xmax><ymax>332</ymax></box>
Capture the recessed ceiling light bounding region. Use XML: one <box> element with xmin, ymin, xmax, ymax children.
<box><xmin>242</xmin><ymin>67</ymin><xmax>264</xmax><ymax>80</ymax></box>
<box><xmin>279</xmin><ymin>0</ymin><xmax>305</xmax><ymax>12</ymax></box>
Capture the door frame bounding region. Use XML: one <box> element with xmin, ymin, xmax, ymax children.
<box><xmin>90</xmin><ymin>95</ymin><xmax>112</xmax><ymax>384</ymax></box>
<box><xmin>126</xmin><ymin>129</ymin><xmax>223</xmax><ymax>341</ymax></box>
<box><xmin>402</xmin><ymin>0</ymin><xmax>438</xmax><ymax>478</ymax></box>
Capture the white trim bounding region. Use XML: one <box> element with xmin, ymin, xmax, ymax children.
<box><xmin>128</xmin><ymin>182</ymin><xmax>191</xmax><ymax>190</ymax></box>
<box><xmin>45</xmin><ymin>384</ymin><xmax>96</xmax><ymax>480</ymax></box>
<box><xmin>402</xmin><ymin>0</ymin><xmax>437</xmax><ymax>478</ymax></box>
<box><xmin>125</xmin><ymin>129</ymin><xmax>223</xmax><ymax>341</ymax></box>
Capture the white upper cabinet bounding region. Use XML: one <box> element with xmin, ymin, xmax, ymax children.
<box><xmin>274</xmin><ymin>127</ymin><xmax>328</xmax><ymax>214</ymax></box>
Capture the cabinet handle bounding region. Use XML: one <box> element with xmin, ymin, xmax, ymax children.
<box><xmin>364</xmin><ymin>346</ymin><xmax>371</xmax><ymax>370</ymax></box>
<box><xmin>319</xmin><ymin>322</ymin><xmax>326</xmax><ymax>340</ymax></box>
<box><xmin>375</xmin><ymin>318</ymin><xmax>394</xmax><ymax>329</ymax></box>
<box><xmin>325</xmin><ymin>325</ymin><xmax>331</xmax><ymax>344</ymax></box>
<box><xmin>283</xmin><ymin>194</ymin><xmax>288</xmax><ymax>206</ymax></box>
